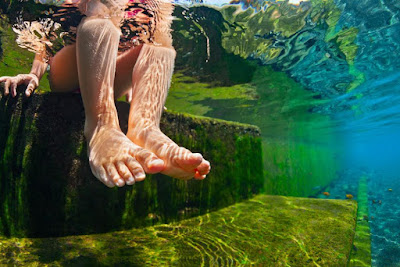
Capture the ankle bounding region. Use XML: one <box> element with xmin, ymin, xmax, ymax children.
<box><xmin>84</xmin><ymin>113</ymin><xmax>121</xmax><ymax>140</ymax></box>
<box><xmin>127</xmin><ymin>123</ymin><xmax>159</xmax><ymax>143</ymax></box>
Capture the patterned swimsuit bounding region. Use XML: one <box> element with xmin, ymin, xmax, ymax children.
<box><xmin>13</xmin><ymin>0</ymin><xmax>170</xmax><ymax>60</ymax></box>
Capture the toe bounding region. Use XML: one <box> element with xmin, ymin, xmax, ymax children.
<box><xmin>174</xmin><ymin>150</ymin><xmax>203</xmax><ymax>170</ymax></box>
<box><xmin>181</xmin><ymin>150</ymin><xmax>203</xmax><ymax>165</ymax></box>
<box><xmin>146</xmin><ymin>158</ymin><xmax>165</xmax><ymax>173</ymax></box>
<box><xmin>188</xmin><ymin>153</ymin><xmax>203</xmax><ymax>164</ymax></box>
<box><xmin>196</xmin><ymin>160</ymin><xmax>210</xmax><ymax>175</ymax></box>
<box><xmin>133</xmin><ymin>148</ymin><xmax>164</xmax><ymax>174</ymax></box>
<box><xmin>194</xmin><ymin>171</ymin><xmax>206</xmax><ymax>180</ymax></box>
<box><xmin>92</xmin><ymin>165</ymin><xmax>115</xmax><ymax>188</ymax></box>
<box><xmin>106</xmin><ymin>164</ymin><xmax>125</xmax><ymax>187</ymax></box>
<box><xmin>116</xmin><ymin>161</ymin><xmax>135</xmax><ymax>185</ymax></box>
<box><xmin>126</xmin><ymin>157</ymin><xmax>146</xmax><ymax>182</ymax></box>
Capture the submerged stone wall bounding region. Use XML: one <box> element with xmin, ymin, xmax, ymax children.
<box><xmin>0</xmin><ymin>93</ymin><xmax>264</xmax><ymax>238</ymax></box>
<box><xmin>0</xmin><ymin>195</ymin><xmax>358</xmax><ymax>266</ymax></box>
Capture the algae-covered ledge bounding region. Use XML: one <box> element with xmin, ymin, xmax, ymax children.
<box><xmin>0</xmin><ymin>195</ymin><xmax>358</xmax><ymax>266</ymax></box>
<box><xmin>0</xmin><ymin>92</ymin><xmax>264</xmax><ymax>237</ymax></box>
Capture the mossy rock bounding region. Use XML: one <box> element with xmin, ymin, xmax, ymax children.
<box><xmin>0</xmin><ymin>194</ymin><xmax>357</xmax><ymax>266</ymax></box>
<box><xmin>0</xmin><ymin>93</ymin><xmax>264</xmax><ymax>237</ymax></box>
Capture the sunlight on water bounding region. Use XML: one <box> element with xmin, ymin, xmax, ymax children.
<box><xmin>1</xmin><ymin>0</ymin><xmax>400</xmax><ymax>265</ymax></box>
<box><xmin>171</xmin><ymin>1</ymin><xmax>400</xmax><ymax>265</ymax></box>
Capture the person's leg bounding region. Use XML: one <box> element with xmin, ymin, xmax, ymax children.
<box><xmin>49</xmin><ymin>43</ymin><xmax>142</xmax><ymax>98</ymax></box>
<box><xmin>76</xmin><ymin>17</ymin><xmax>164</xmax><ymax>187</ymax></box>
<box><xmin>125</xmin><ymin>0</ymin><xmax>210</xmax><ymax>180</ymax></box>
<box><xmin>48</xmin><ymin>44</ymin><xmax>79</xmax><ymax>93</ymax></box>
<box><xmin>114</xmin><ymin>45</ymin><xmax>143</xmax><ymax>101</ymax></box>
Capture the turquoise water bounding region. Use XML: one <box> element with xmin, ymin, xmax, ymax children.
<box><xmin>177</xmin><ymin>0</ymin><xmax>400</xmax><ymax>265</ymax></box>
<box><xmin>325</xmin><ymin>3</ymin><xmax>400</xmax><ymax>265</ymax></box>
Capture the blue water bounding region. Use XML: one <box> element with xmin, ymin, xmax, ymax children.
<box><xmin>335</xmin><ymin>3</ymin><xmax>400</xmax><ymax>264</ymax></box>
<box><xmin>303</xmin><ymin>1</ymin><xmax>400</xmax><ymax>265</ymax></box>
<box><xmin>199</xmin><ymin>0</ymin><xmax>400</xmax><ymax>265</ymax></box>
<box><xmin>177</xmin><ymin>0</ymin><xmax>400</xmax><ymax>263</ymax></box>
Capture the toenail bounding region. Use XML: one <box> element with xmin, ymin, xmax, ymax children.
<box><xmin>150</xmin><ymin>159</ymin><xmax>164</xmax><ymax>166</ymax></box>
<box><xmin>192</xmin><ymin>153</ymin><xmax>203</xmax><ymax>159</ymax></box>
<box><xmin>115</xmin><ymin>179</ymin><xmax>125</xmax><ymax>187</ymax></box>
<box><xmin>136</xmin><ymin>172</ymin><xmax>146</xmax><ymax>180</ymax></box>
<box><xmin>127</xmin><ymin>177</ymin><xmax>135</xmax><ymax>185</ymax></box>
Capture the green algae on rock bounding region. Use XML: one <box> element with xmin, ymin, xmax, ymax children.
<box><xmin>0</xmin><ymin>194</ymin><xmax>357</xmax><ymax>266</ymax></box>
<box><xmin>0</xmin><ymin>93</ymin><xmax>264</xmax><ymax>237</ymax></box>
<box><xmin>349</xmin><ymin>175</ymin><xmax>372</xmax><ymax>266</ymax></box>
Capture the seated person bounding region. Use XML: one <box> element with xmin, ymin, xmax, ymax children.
<box><xmin>0</xmin><ymin>0</ymin><xmax>210</xmax><ymax>187</ymax></box>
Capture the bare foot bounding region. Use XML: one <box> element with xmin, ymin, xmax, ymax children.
<box><xmin>127</xmin><ymin>125</ymin><xmax>210</xmax><ymax>180</ymax></box>
<box><xmin>87</xmin><ymin>125</ymin><xmax>165</xmax><ymax>187</ymax></box>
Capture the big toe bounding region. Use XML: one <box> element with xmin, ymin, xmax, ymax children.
<box><xmin>174</xmin><ymin>151</ymin><xmax>203</xmax><ymax>170</ymax></box>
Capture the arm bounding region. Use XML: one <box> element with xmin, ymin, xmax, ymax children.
<box><xmin>0</xmin><ymin>51</ymin><xmax>48</xmax><ymax>97</ymax></box>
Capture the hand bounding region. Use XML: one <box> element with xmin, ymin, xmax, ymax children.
<box><xmin>0</xmin><ymin>73</ymin><xmax>39</xmax><ymax>97</ymax></box>
<box><xmin>125</xmin><ymin>89</ymin><xmax>132</xmax><ymax>102</ymax></box>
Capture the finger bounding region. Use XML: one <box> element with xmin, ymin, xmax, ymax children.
<box><xmin>0</xmin><ymin>76</ymin><xmax>10</xmax><ymax>83</ymax></box>
<box><xmin>4</xmin><ymin>80</ymin><xmax>10</xmax><ymax>96</ymax></box>
<box><xmin>25</xmin><ymin>80</ymin><xmax>37</xmax><ymax>97</ymax></box>
<box><xmin>11</xmin><ymin>82</ymin><xmax>17</xmax><ymax>97</ymax></box>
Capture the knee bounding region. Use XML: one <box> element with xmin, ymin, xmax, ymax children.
<box><xmin>134</xmin><ymin>44</ymin><xmax>176</xmax><ymax>78</ymax></box>
<box><xmin>142</xmin><ymin>44</ymin><xmax>176</xmax><ymax>62</ymax></box>
<box><xmin>48</xmin><ymin>45</ymin><xmax>79</xmax><ymax>92</ymax></box>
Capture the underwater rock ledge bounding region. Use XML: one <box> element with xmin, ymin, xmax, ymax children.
<box><xmin>0</xmin><ymin>92</ymin><xmax>264</xmax><ymax>238</ymax></box>
<box><xmin>0</xmin><ymin>195</ymin><xmax>358</xmax><ymax>266</ymax></box>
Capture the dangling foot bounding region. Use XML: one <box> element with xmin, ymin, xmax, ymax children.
<box><xmin>127</xmin><ymin>126</ymin><xmax>210</xmax><ymax>180</ymax></box>
<box><xmin>87</xmin><ymin>125</ymin><xmax>165</xmax><ymax>187</ymax></box>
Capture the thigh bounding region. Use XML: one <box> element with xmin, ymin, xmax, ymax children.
<box><xmin>49</xmin><ymin>44</ymin><xmax>80</xmax><ymax>92</ymax></box>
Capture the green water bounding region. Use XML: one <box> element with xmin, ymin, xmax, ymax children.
<box><xmin>167</xmin><ymin>64</ymin><xmax>341</xmax><ymax>197</ymax></box>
